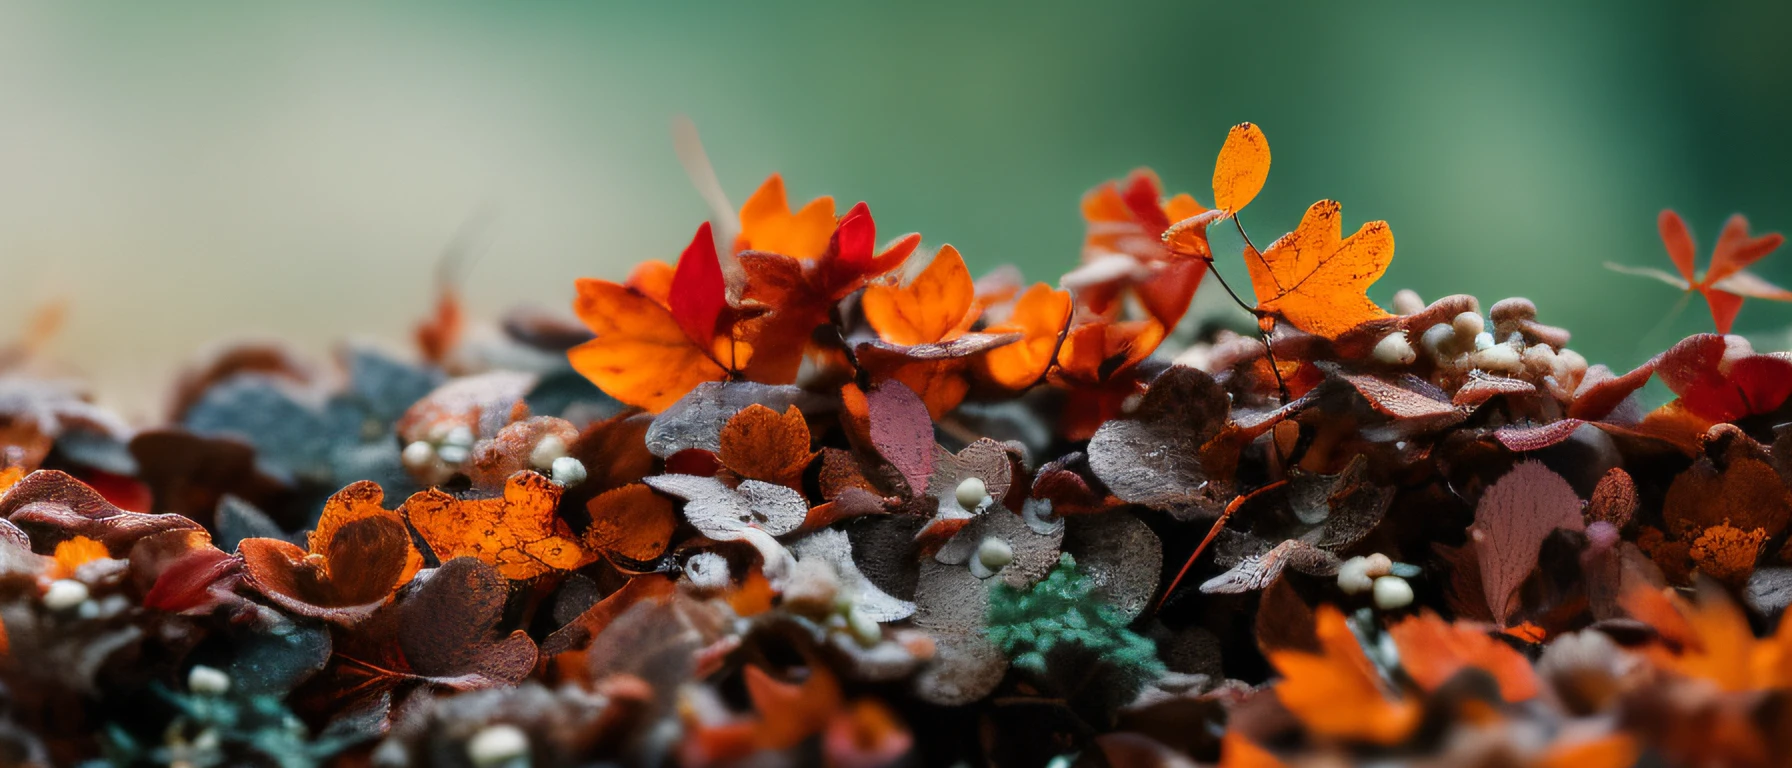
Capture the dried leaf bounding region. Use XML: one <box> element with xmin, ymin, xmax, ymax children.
<box><xmin>1387</xmin><ymin>612</ymin><xmax>1539</xmax><ymax>702</ymax></box>
<box><xmin>1246</xmin><ymin>200</ymin><xmax>1395</xmax><ymax>339</ymax></box>
<box><xmin>718</xmin><ymin>404</ymin><xmax>814</xmax><ymax>489</ymax></box>
<box><xmin>404</xmin><ymin>471</ymin><xmax>585</xmax><ymax>580</ymax></box>
<box><xmin>1212</xmin><ymin>122</ymin><xmax>1270</xmax><ymax>214</ymax></box>
<box><xmin>1088</xmin><ymin>366</ymin><xmax>1232</xmax><ymax>512</ymax></box>
<box><xmin>1268</xmin><ymin>605</ymin><xmax>1419</xmax><ymax>745</ymax></box>
<box><xmin>1471</xmin><ymin>462</ymin><xmax>1584</xmax><ymax>624</ymax></box>
<box><xmin>583</xmin><ymin>483</ymin><xmax>677</xmax><ymax>563</ymax></box>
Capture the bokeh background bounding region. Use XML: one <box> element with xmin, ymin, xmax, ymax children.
<box><xmin>4</xmin><ymin>2</ymin><xmax>1791</xmax><ymax>417</ymax></box>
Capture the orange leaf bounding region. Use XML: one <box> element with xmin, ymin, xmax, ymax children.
<box><xmin>238</xmin><ymin>481</ymin><xmax>418</xmax><ymax>622</ymax></box>
<box><xmin>583</xmin><ymin>483</ymin><xmax>677</xmax><ymax>563</ymax></box>
<box><xmin>1218</xmin><ymin>731</ymin><xmax>1287</xmax><ymax>768</ymax></box>
<box><xmin>862</xmin><ymin>245</ymin><xmax>977</xmax><ymax>346</ymax></box>
<box><xmin>570</xmin><ymin>278</ymin><xmax>729</xmax><ymax>413</ymax></box>
<box><xmin>1388</xmin><ymin>612</ymin><xmax>1539</xmax><ymax>702</ymax></box>
<box><xmin>403</xmin><ymin>471</ymin><xmax>585</xmax><ymax>580</ymax></box>
<box><xmin>1213</xmin><ymin>122</ymin><xmax>1270</xmax><ymax>214</ymax></box>
<box><xmin>718</xmin><ymin>404</ymin><xmax>815</xmax><ymax>488</ymax></box>
<box><xmin>735</xmin><ymin>174</ymin><xmax>836</xmax><ymax>259</ymax></box>
<box><xmin>1268</xmin><ymin>605</ymin><xmax>1419</xmax><ymax>745</ymax></box>
<box><xmin>1053</xmin><ymin>319</ymin><xmax>1165</xmax><ymax>387</ymax></box>
<box><xmin>52</xmin><ymin>535</ymin><xmax>109</xmax><ymax>579</ymax></box>
<box><xmin>978</xmin><ymin>283</ymin><xmax>1072</xmax><ymax>390</ymax></box>
<box><xmin>1246</xmin><ymin>200</ymin><xmax>1395</xmax><ymax>339</ymax></box>
<box><xmin>743</xmin><ymin>663</ymin><xmax>844</xmax><ymax>750</ymax></box>
<box><xmin>309</xmin><ymin>480</ymin><xmax>423</xmax><ymax>585</ymax></box>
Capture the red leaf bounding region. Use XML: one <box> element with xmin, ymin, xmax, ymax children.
<box><xmin>669</xmin><ymin>222</ymin><xmax>728</xmax><ymax>348</ymax></box>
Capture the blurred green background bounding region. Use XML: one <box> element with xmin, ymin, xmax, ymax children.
<box><xmin>4</xmin><ymin>2</ymin><xmax>1790</xmax><ymax>415</ymax></box>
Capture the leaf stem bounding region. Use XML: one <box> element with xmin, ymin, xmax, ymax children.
<box><xmin>1152</xmin><ymin>479</ymin><xmax>1288</xmax><ymax>615</ymax></box>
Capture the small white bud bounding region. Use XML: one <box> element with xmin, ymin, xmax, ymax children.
<box><xmin>1420</xmin><ymin>323</ymin><xmax>1456</xmax><ymax>360</ymax></box>
<box><xmin>529</xmin><ymin>435</ymin><xmax>569</xmax><ymax>470</ymax></box>
<box><xmin>550</xmin><ymin>456</ymin><xmax>587</xmax><ymax>487</ymax></box>
<box><xmin>847</xmin><ymin>607</ymin><xmax>884</xmax><ymax>647</ymax></box>
<box><xmin>1452</xmin><ymin>311</ymin><xmax>1485</xmax><ymax>340</ymax></box>
<box><xmin>1372</xmin><ymin>332</ymin><xmax>1417</xmax><ymax>366</ymax></box>
<box><xmin>977</xmin><ymin>537</ymin><xmax>1014</xmax><ymax>571</ymax></box>
<box><xmin>1373</xmin><ymin>575</ymin><xmax>1415</xmax><ymax>610</ymax></box>
<box><xmin>435</xmin><ymin>444</ymin><xmax>471</xmax><ymax>465</ymax></box>
<box><xmin>1472</xmin><ymin>343</ymin><xmax>1524</xmax><ymax>372</ymax></box>
<box><xmin>1361</xmin><ymin>553</ymin><xmax>1394</xmax><ymax>579</ymax></box>
<box><xmin>1337</xmin><ymin>557</ymin><xmax>1374</xmax><ymax>595</ymax></box>
<box><xmin>42</xmin><ymin>579</ymin><xmax>89</xmax><ymax>611</ymax></box>
<box><xmin>1391</xmin><ymin>289</ymin><xmax>1425</xmax><ymax>315</ymax></box>
<box><xmin>401</xmin><ymin>441</ymin><xmax>436</xmax><ymax>469</ymax></box>
<box><xmin>1472</xmin><ymin>331</ymin><xmax>1496</xmax><ymax>352</ymax></box>
<box><xmin>955</xmin><ymin>477</ymin><xmax>989</xmax><ymax>512</ymax></box>
<box><xmin>188</xmin><ymin>665</ymin><xmax>232</xmax><ymax>696</ymax></box>
<box><xmin>466</xmin><ymin>723</ymin><xmax>530</xmax><ymax>768</ymax></box>
<box><xmin>444</xmin><ymin>425</ymin><xmax>477</xmax><ymax>448</ymax></box>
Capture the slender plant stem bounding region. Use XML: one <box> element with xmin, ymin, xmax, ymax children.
<box><xmin>1153</xmin><ymin>480</ymin><xmax>1288</xmax><ymax>615</ymax></box>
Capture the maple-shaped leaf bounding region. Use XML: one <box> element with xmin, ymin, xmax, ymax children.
<box><xmin>1268</xmin><ymin>605</ymin><xmax>1419</xmax><ymax>745</ymax></box>
<box><xmin>1606</xmin><ymin>210</ymin><xmax>1788</xmax><ymax>333</ymax></box>
<box><xmin>734</xmin><ymin>174</ymin><xmax>837</xmax><ymax>259</ymax></box>
<box><xmin>239</xmin><ymin>480</ymin><xmax>421</xmax><ymax>623</ymax></box>
<box><xmin>1387</xmin><ymin>612</ymin><xmax>1539</xmax><ymax>702</ymax></box>
<box><xmin>1245</xmin><ymin>200</ymin><xmax>1395</xmax><ymax>339</ymax></box>
<box><xmin>718</xmin><ymin>404</ymin><xmax>815</xmax><ymax>489</ymax></box>
<box><xmin>863</xmin><ymin>245</ymin><xmax>979</xmax><ymax>346</ymax></box>
<box><xmin>732</xmin><ymin>216</ymin><xmax>920</xmax><ymax>384</ymax></box>
<box><xmin>403</xmin><ymin>470</ymin><xmax>585</xmax><ymax>580</ymax></box>
<box><xmin>570</xmin><ymin>222</ymin><xmax>751</xmax><ymax>413</ymax></box>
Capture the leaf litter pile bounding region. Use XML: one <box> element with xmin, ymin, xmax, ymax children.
<box><xmin>5</xmin><ymin>124</ymin><xmax>1792</xmax><ymax>768</ymax></box>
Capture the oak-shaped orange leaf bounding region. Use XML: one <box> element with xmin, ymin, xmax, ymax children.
<box><xmin>718</xmin><ymin>404</ymin><xmax>815</xmax><ymax>489</ymax></box>
<box><xmin>1246</xmin><ymin>200</ymin><xmax>1395</xmax><ymax>339</ymax></box>
<box><xmin>862</xmin><ymin>245</ymin><xmax>978</xmax><ymax>346</ymax></box>
<box><xmin>1268</xmin><ymin>604</ymin><xmax>1419</xmax><ymax>745</ymax></box>
<box><xmin>582</xmin><ymin>483</ymin><xmax>677</xmax><ymax>564</ymax></box>
<box><xmin>1388</xmin><ymin>611</ymin><xmax>1539</xmax><ymax>702</ymax></box>
<box><xmin>1213</xmin><ymin>122</ymin><xmax>1271</xmax><ymax>214</ymax></box>
<box><xmin>403</xmin><ymin>470</ymin><xmax>584</xmax><ymax>580</ymax></box>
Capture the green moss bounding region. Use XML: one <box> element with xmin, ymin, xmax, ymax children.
<box><xmin>986</xmin><ymin>553</ymin><xmax>1165</xmax><ymax>697</ymax></box>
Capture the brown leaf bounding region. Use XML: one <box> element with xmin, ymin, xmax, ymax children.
<box><xmin>583</xmin><ymin>483</ymin><xmax>677</xmax><ymax>563</ymax></box>
<box><xmin>1471</xmin><ymin>462</ymin><xmax>1584</xmax><ymax>624</ymax></box>
<box><xmin>403</xmin><ymin>471</ymin><xmax>585</xmax><ymax>580</ymax></box>
<box><xmin>718</xmin><ymin>404</ymin><xmax>815</xmax><ymax>489</ymax></box>
<box><xmin>0</xmin><ymin>469</ymin><xmax>202</xmax><ymax>556</ymax></box>
<box><xmin>1087</xmin><ymin>366</ymin><xmax>1232</xmax><ymax>512</ymax></box>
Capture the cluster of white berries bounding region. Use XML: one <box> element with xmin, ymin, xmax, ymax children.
<box><xmin>402</xmin><ymin>426</ymin><xmax>587</xmax><ymax>487</ymax></box>
<box><xmin>1337</xmin><ymin>553</ymin><xmax>1415</xmax><ymax>611</ymax></box>
<box><xmin>401</xmin><ymin>423</ymin><xmax>479</xmax><ymax>485</ymax></box>
<box><xmin>1377</xmin><ymin>292</ymin><xmax>1589</xmax><ymax>400</ymax></box>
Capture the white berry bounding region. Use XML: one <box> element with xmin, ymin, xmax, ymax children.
<box><xmin>466</xmin><ymin>724</ymin><xmax>529</xmax><ymax>768</ymax></box>
<box><xmin>188</xmin><ymin>665</ymin><xmax>232</xmax><ymax>696</ymax></box>
<box><xmin>550</xmin><ymin>456</ymin><xmax>587</xmax><ymax>487</ymax></box>
<box><xmin>1373</xmin><ymin>575</ymin><xmax>1415</xmax><ymax>610</ymax></box>
<box><xmin>956</xmin><ymin>477</ymin><xmax>989</xmax><ymax>512</ymax></box>
<box><xmin>1372</xmin><ymin>332</ymin><xmax>1417</xmax><ymax>366</ymax></box>
<box><xmin>43</xmin><ymin>579</ymin><xmax>89</xmax><ymax>611</ymax></box>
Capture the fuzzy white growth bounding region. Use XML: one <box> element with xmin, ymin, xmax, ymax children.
<box><xmin>682</xmin><ymin>552</ymin><xmax>732</xmax><ymax>594</ymax></box>
<box><xmin>466</xmin><ymin>724</ymin><xmax>530</xmax><ymax>768</ymax></box>
<box><xmin>1373</xmin><ymin>575</ymin><xmax>1415</xmax><ymax>610</ymax></box>
<box><xmin>187</xmin><ymin>665</ymin><xmax>231</xmax><ymax>696</ymax></box>
<box><xmin>956</xmin><ymin>477</ymin><xmax>989</xmax><ymax>512</ymax></box>
<box><xmin>530</xmin><ymin>435</ymin><xmax>569</xmax><ymax>470</ymax></box>
<box><xmin>1372</xmin><ymin>332</ymin><xmax>1417</xmax><ymax>366</ymax></box>
<box><xmin>550</xmin><ymin>456</ymin><xmax>587</xmax><ymax>487</ymax></box>
<box><xmin>401</xmin><ymin>441</ymin><xmax>436</xmax><ymax>470</ymax></box>
<box><xmin>1337</xmin><ymin>557</ymin><xmax>1375</xmax><ymax>595</ymax></box>
<box><xmin>846</xmin><ymin>607</ymin><xmax>884</xmax><ymax>647</ymax></box>
<box><xmin>42</xmin><ymin>579</ymin><xmax>89</xmax><ymax>611</ymax></box>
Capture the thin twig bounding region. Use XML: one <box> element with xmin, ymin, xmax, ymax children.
<box><xmin>1152</xmin><ymin>480</ymin><xmax>1288</xmax><ymax>615</ymax></box>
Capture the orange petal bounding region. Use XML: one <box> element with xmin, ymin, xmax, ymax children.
<box><xmin>570</xmin><ymin>278</ymin><xmax>728</xmax><ymax>413</ymax></box>
<box><xmin>1388</xmin><ymin>611</ymin><xmax>1539</xmax><ymax>702</ymax></box>
<box><xmin>978</xmin><ymin>284</ymin><xmax>1072</xmax><ymax>390</ymax></box>
<box><xmin>862</xmin><ymin>245</ymin><xmax>977</xmax><ymax>346</ymax></box>
<box><xmin>1213</xmin><ymin>122</ymin><xmax>1271</xmax><ymax>213</ymax></box>
<box><xmin>736</xmin><ymin>174</ymin><xmax>836</xmax><ymax>259</ymax></box>
<box><xmin>1268</xmin><ymin>605</ymin><xmax>1419</xmax><ymax>745</ymax></box>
